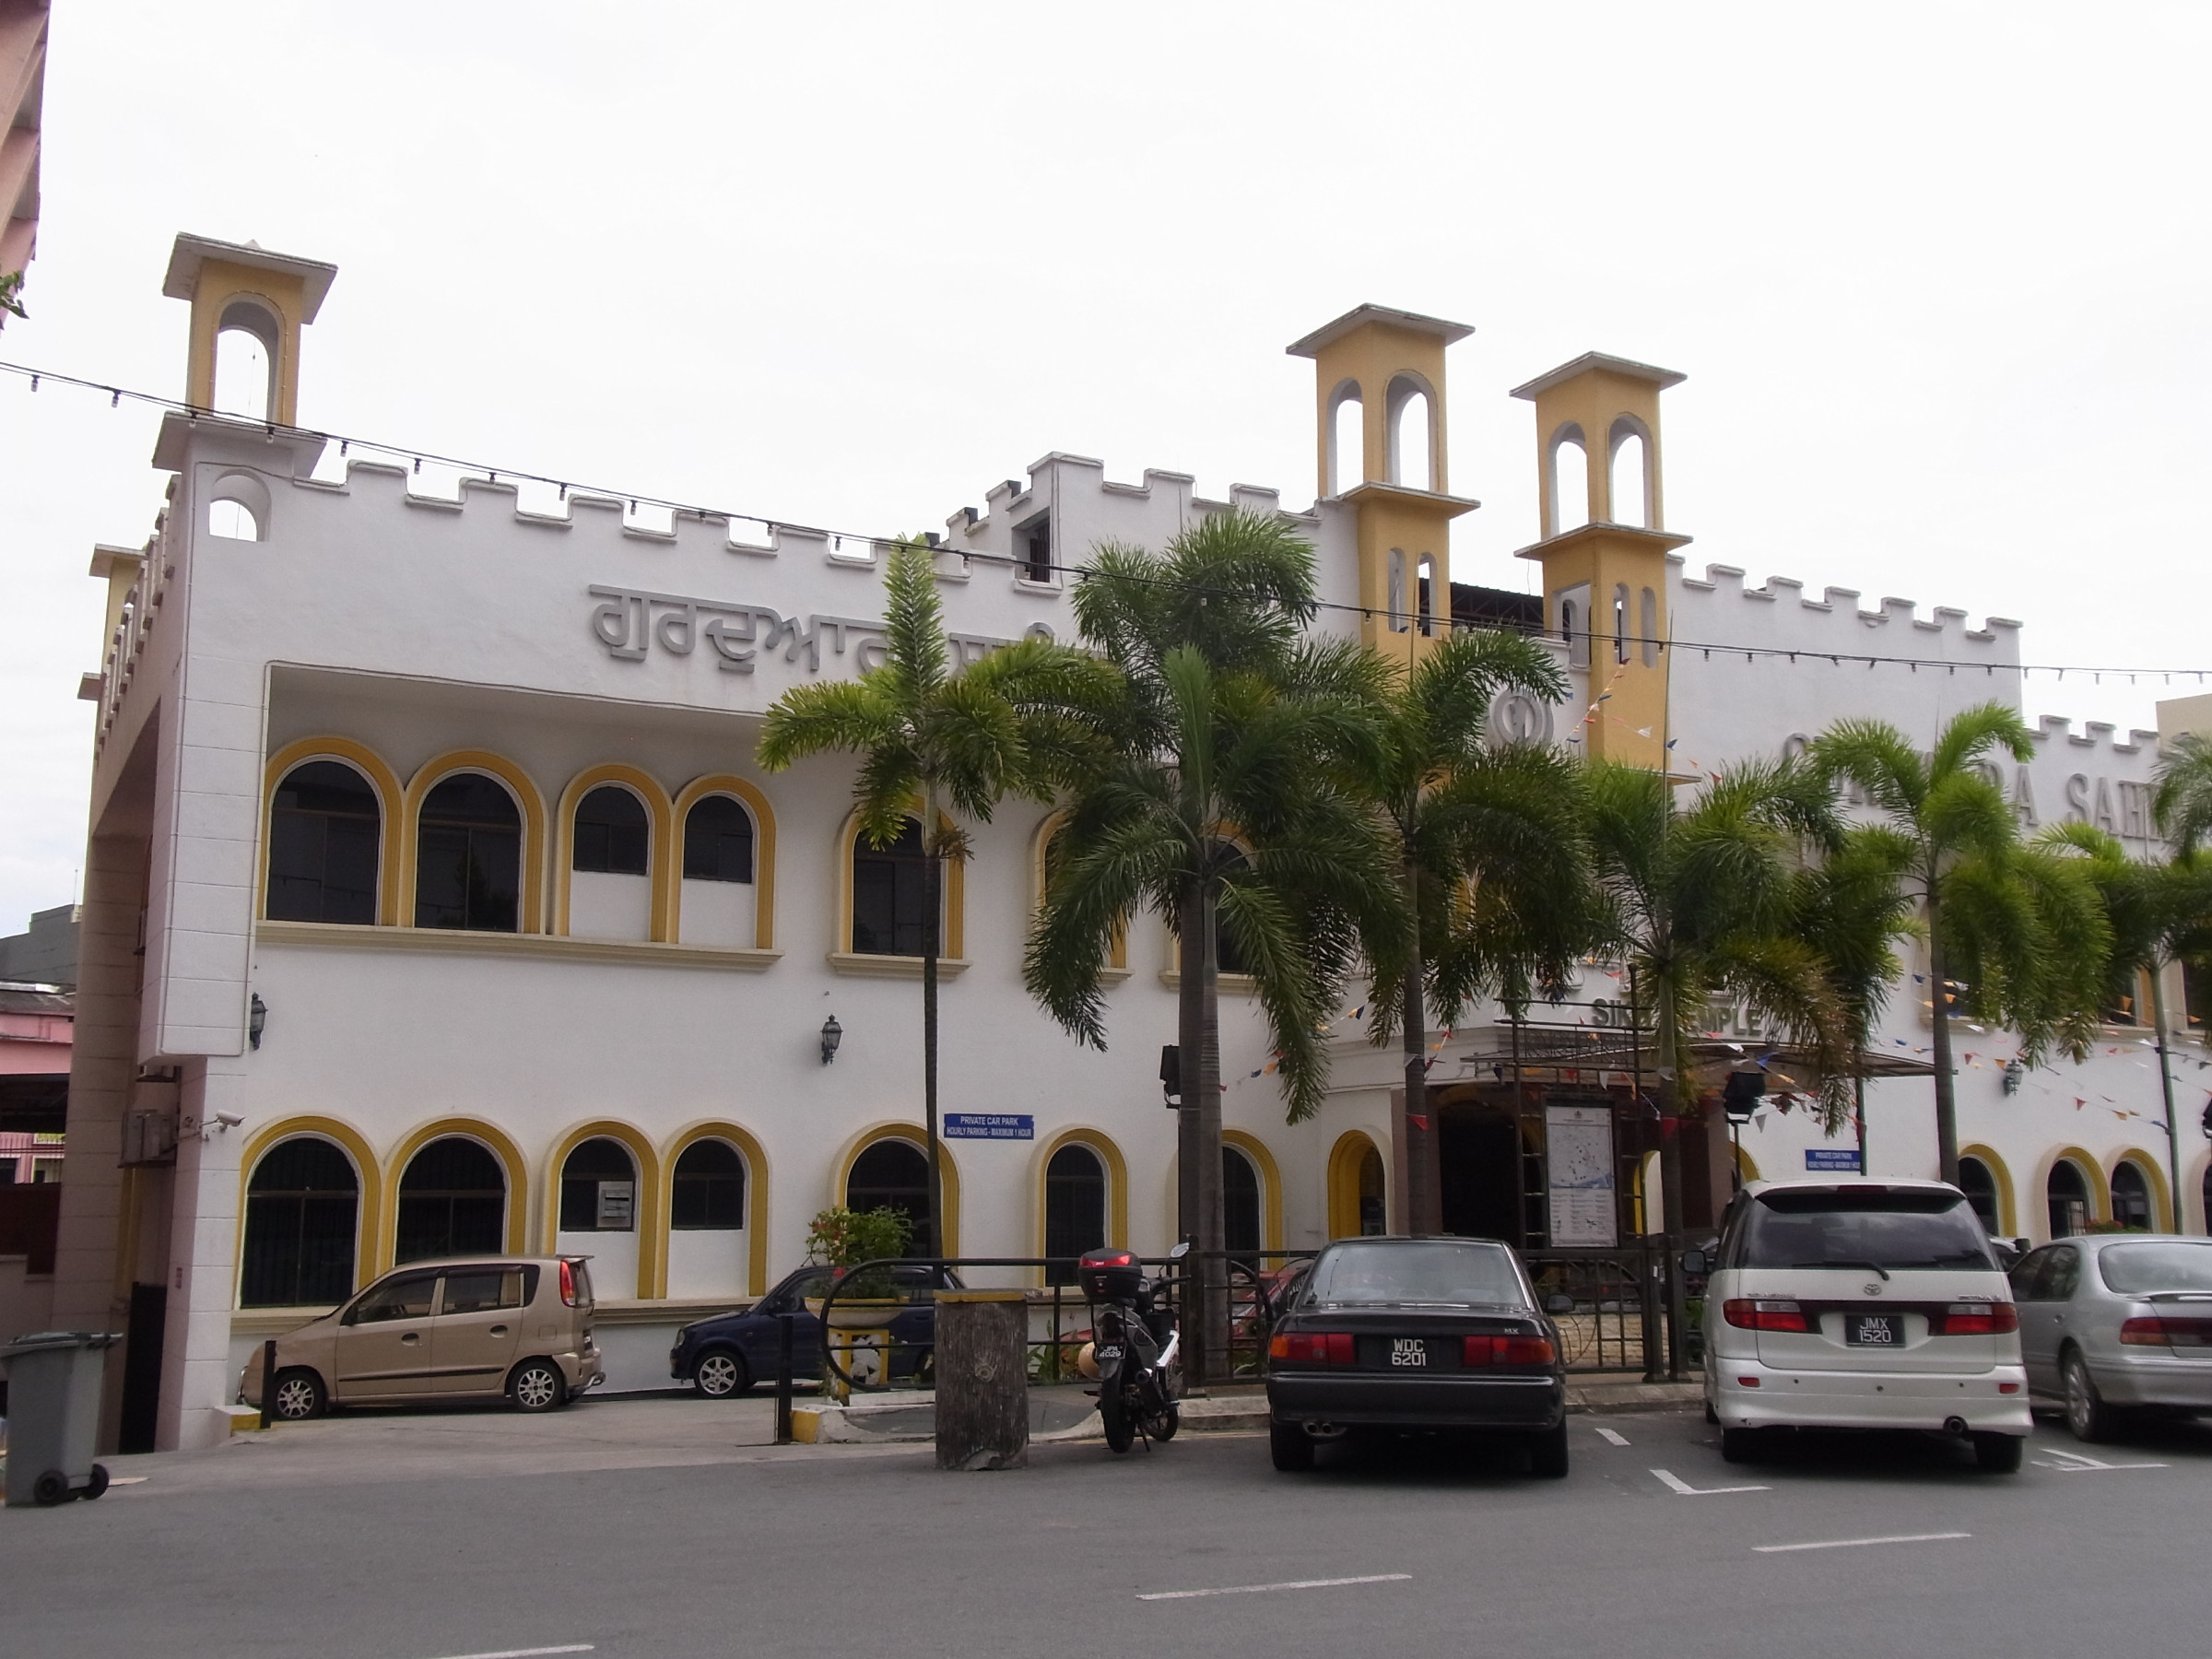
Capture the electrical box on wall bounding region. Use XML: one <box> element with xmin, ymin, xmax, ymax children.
<box><xmin>120</xmin><ymin>1077</ymin><xmax>180</xmax><ymax>1167</ymax></box>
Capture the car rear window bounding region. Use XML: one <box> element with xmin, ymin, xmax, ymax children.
<box><xmin>2099</xmin><ymin>1241</ymin><xmax>2212</xmax><ymax>1295</ymax></box>
<box><xmin>1741</xmin><ymin>1187</ymin><xmax>1996</xmax><ymax>1273</ymax></box>
<box><xmin>1308</xmin><ymin>1241</ymin><xmax>1527</xmax><ymax>1309</ymax></box>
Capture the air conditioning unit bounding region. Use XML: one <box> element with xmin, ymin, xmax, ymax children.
<box><xmin>120</xmin><ymin>1078</ymin><xmax>180</xmax><ymax>1168</ymax></box>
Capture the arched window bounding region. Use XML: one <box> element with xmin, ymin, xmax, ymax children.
<box><xmin>559</xmin><ymin>1137</ymin><xmax>638</xmax><ymax>1232</ymax></box>
<box><xmin>394</xmin><ymin>1136</ymin><xmax>506</xmax><ymax>1264</ymax></box>
<box><xmin>1551</xmin><ymin>429</ymin><xmax>1588</xmax><ymax>535</ymax></box>
<box><xmin>1329</xmin><ymin>383</ymin><xmax>1363</xmax><ymax>495</ymax></box>
<box><xmin>1639</xmin><ymin>586</ymin><xmax>1659</xmax><ymax>668</ymax></box>
<box><xmin>1558</xmin><ymin>583</ymin><xmax>1591</xmax><ymax>670</ymax></box>
<box><xmin>211</xmin><ymin>311</ymin><xmax>275</xmax><ymax>420</ymax></box>
<box><xmin>2047</xmin><ymin>1159</ymin><xmax>2090</xmax><ymax>1239</ymax></box>
<box><xmin>1359</xmin><ymin>1145</ymin><xmax>1386</xmax><ymax>1236</ymax></box>
<box><xmin>1386</xmin><ymin>375</ymin><xmax>1432</xmax><ymax>492</ymax></box>
<box><xmin>267</xmin><ymin>760</ymin><xmax>379</xmax><ymax>924</ymax></box>
<box><xmin>1223</xmin><ymin>1146</ymin><xmax>1262</xmax><ymax>1260</ymax></box>
<box><xmin>1387</xmin><ymin>547</ymin><xmax>1408</xmax><ymax>633</ymax></box>
<box><xmin>852</xmin><ymin>818</ymin><xmax>928</xmax><ymax>956</ymax></box>
<box><xmin>1608</xmin><ymin>421</ymin><xmax>1648</xmax><ymax>527</ymax></box>
<box><xmin>241</xmin><ymin>1136</ymin><xmax>359</xmax><ymax>1307</ymax></box>
<box><xmin>208</xmin><ymin>499</ymin><xmax>260</xmax><ymax>541</ymax></box>
<box><xmin>847</xmin><ymin>1138</ymin><xmax>931</xmax><ymax>1241</ymax></box>
<box><xmin>572</xmin><ymin>786</ymin><xmax>648</xmax><ymax>876</ymax></box>
<box><xmin>1417</xmin><ymin>554</ymin><xmax>1437</xmax><ymax>638</ymax></box>
<box><xmin>1043</xmin><ymin>1143</ymin><xmax>1106</xmax><ymax>1285</ymax></box>
<box><xmin>1613</xmin><ymin>584</ymin><xmax>1630</xmax><ymax>665</ymax></box>
<box><xmin>416</xmin><ymin>773</ymin><xmax>523</xmax><ymax>932</ymax></box>
<box><xmin>2111</xmin><ymin>1160</ymin><xmax>2153</xmax><ymax>1230</ymax></box>
<box><xmin>1958</xmin><ymin>1156</ymin><xmax>2001</xmax><ymax>1235</ymax></box>
<box><xmin>672</xmin><ymin>1139</ymin><xmax>747</xmax><ymax>1230</ymax></box>
<box><xmin>680</xmin><ymin>794</ymin><xmax>758</xmax><ymax>948</ymax></box>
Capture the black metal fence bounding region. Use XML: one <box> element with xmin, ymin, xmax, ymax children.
<box><xmin>1519</xmin><ymin>1243</ymin><xmax>1674</xmax><ymax>1380</ymax></box>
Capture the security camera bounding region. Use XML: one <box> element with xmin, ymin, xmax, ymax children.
<box><xmin>212</xmin><ymin>1112</ymin><xmax>244</xmax><ymax>1129</ymax></box>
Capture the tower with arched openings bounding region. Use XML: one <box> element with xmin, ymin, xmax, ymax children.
<box><xmin>1288</xmin><ymin>304</ymin><xmax>1478</xmax><ymax>664</ymax></box>
<box><xmin>162</xmin><ymin>233</ymin><xmax>338</xmax><ymax>428</ymax></box>
<box><xmin>1512</xmin><ymin>352</ymin><xmax>1689</xmax><ymax>769</ymax></box>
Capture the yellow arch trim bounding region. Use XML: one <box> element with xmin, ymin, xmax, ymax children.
<box><xmin>552</xmin><ymin>764</ymin><xmax>676</xmax><ymax>941</ymax></box>
<box><xmin>2106</xmin><ymin>1147</ymin><xmax>2173</xmax><ymax>1231</ymax></box>
<box><xmin>542</xmin><ymin>1121</ymin><xmax>665</xmax><ymax>1299</ymax></box>
<box><xmin>661</xmin><ymin>1121</ymin><xmax>772</xmax><ymax>1297</ymax></box>
<box><xmin>1326</xmin><ymin>1130</ymin><xmax>1385</xmax><ymax>1242</ymax></box>
<box><xmin>1731</xmin><ymin>1143</ymin><xmax>1762</xmax><ymax>1185</ymax></box>
<box><xmin>830</xmin><ymin>1121</ymin><xmax>962</xmax><ymax>1257</ymax></box>
<box><xmin>1959</xmin><ymin>1143</ymin><xmax>2018</xmax><ymax>1237</ymax></box>
<box><xmin>233</xmin><ymin>1116</ymin><xmax>385</xmax><ymax>1303</ymax></box>
<box><xmin>399</xmin><ymin>751</ymin><xmax>548</xmax><ymax>934</ymax></box>
<box><xmin>1222</xmin><ymin>1129</ymin><xmax>1284</xmax><ymax>1252</ymax></box>
<box><xmin>669</xmin><ymin>775</ymin><xmax>778</xmax><ymax>949</ymax></box>
<box><xmin>1030</xmin><ymin>809</ymin><xmax>1125</xmax><ymax>969</ymax></box>
<box><xmin>2037</xmin><ymin>1145</ymin><xmax>2111</xmax><ymax>1239</ymax></box>
<box><xmin>1033</xmin><ymin>1127</ymin><xmax>1131</xmax><ymax>1283</ymax></box>
<box><xmin>262</xmin><ymin>737</ymin><xmax>406</xmax><ymax>926</ymax></box>
<box><xmin>834</xmin><ymin>808</ymin><xmax>965</xmax><ymax>962</ymax></box>
<box><xmin>380</xmin><ymin>1117</ymin><xmax>531</xmax><ymax>1273</ymax></box>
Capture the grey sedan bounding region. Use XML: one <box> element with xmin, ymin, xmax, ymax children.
<box><xmin>2008</xmin><ymin>1234</ymin><xmax>2212</xmax><ymax>1440</ymax></box>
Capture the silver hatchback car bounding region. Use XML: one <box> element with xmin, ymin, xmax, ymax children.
<box><xmin>2008</xmin><ymin>1234</ymin><xmax>2212</xmax><ymax>1440</ymax></box>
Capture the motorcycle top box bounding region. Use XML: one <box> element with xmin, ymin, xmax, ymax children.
<box><xmin>1078</xmin><ymin>1247</ymin><xmax>1145</xmax><ymax>1301</ymax></box>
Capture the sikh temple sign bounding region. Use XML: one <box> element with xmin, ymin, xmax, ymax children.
<box><xmin>587</xmin><ymin>583</ymin><xmax>1056</xmax><ymax>675</ymax></box>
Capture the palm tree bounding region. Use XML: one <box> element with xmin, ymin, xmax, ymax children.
<box><xmin>1812</xmin><ymin>702</ymin><xmax>2111</xmax><ymax>1184</ymax></box>
<box><xmin>2155</xmin><ymin>732</ymin><xmax>2212</xmax><ymax>857</ymax></box>
<box><xmin>1353</xmin><ymin>629</ymin><xmax>1591</xmax><ymax>1236</ymax></box>
<box><xmin>1023</xmin><ymin>511</ymin><xmax>1391</xmax><ymax>1379</ymax></box>
<box><xmin>758</xmin><ymin>535</ymin><xmax>1111</xmax><ymax>1253</ymax></box>
<box><xmin>2038</xmin><ymin>821</ymin><xmax>2212</xmax><ymax>1217</ymax></box>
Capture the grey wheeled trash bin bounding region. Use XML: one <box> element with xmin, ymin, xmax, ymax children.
<box><xmin>2</xmin><ymin>1331</ymin><xmax>121</xmax><ymax>1507</ymax></box>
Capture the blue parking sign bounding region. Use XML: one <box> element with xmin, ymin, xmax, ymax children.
<box><xmin>1806</xmin><ymin>1147</ymin><xmax>1862</xmax><ymax>1172</ymax></box>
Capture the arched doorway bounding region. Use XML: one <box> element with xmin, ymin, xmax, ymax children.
<box><xmin>1043</xmin><ymin>1143</ymin><xmax>1105</xmax><ymax>1285</ymax></box>
<box><xmin>2111</xmin><ymin>1160</ymin><xmax>2154</xmax><ymax>1231</ymax></box>
<box><xmin>395</xmin><ymin>1136</ymin><xmax>507</xmax><ymax>1263</ymax></box>
<box><xmin>241</xmin><ymin>1136</ymin><xmax>359</xmax><ymax>1307</ymax></box>
<box><xmin>1223</xmin><ymin>1146</ymin><xmax>1262</xmax><ymax>1262</ymax></box>
<box><xmin>1958</xmin><ymin>1156</ymin><xmax>2002</xmax><ymax>1236</ymax></box>
<box><xmin>848</xmin><ymin>1138</ymin><xmax>931</xmax><ymax>1245</ymax></box>
<box><xmin>2047</xmin><ymin>1159</ymin><xmax>2090</xmax><ymax>1239</ymax></box>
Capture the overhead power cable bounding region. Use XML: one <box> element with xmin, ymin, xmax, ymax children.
<box><xmin>6</xmin><ymin>356</ymin><xmax>2206</xmax><ymax>688</ymax></box>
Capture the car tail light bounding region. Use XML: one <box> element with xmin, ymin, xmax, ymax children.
<box><xmin>1930</xmin><ymin>1302</ymin><xmax>2018</xmax><ymax>1335</ymax></box>
<box><xmin>1464</xmin><ymin>1335</ymin><xmax>1558</xmax><ymax>1367</ymax></box>
<box><xmin>1998</xmin><ymin>1382</ymin><xmax>2021</xmax><ymax>1394</ymax></box>
<box><xmin>559</xmin><ymin>1260</ymin><xmax>581</xmax><ymax>1308</ymax></box>
<box><xmin>1723</xmin><ymin>1299</ymin><xmax>1809</xmax><ymax>1332</ymax></box>
<box><xmin>1736</xmin><ymin>1376</ymin><xmax>1761</xmax><ymax>1387</ymax></box>
<box><xmin>2122</xmin><ymin>1316</ymin><xmax>2212</xmax><ymax>1347</ymax></box>
<box><xmin>1267</xmin><ymin>1330</ymin><xmax>1355</xmax><ymax>1365</ymax></box>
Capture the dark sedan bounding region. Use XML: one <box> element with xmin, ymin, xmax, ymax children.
<box><xmin>1265</xmin><ymin>1236</ymin><xmax>1569</xmax><ymax>1475</ymax></box>
<box><xmin>669</xmin><ymin>1264</ymin><xmax>957</xmax><ymax>1396</ymax></box>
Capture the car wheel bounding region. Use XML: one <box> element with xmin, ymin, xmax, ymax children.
<box><xmin>1528</xmin><ymin>1421</ymin><xmax>1571</xmax><ymax>1478</ymax></box>
<box><xmin>1972</xmin><ymin>1431</ymin><xmax>2024</xmax><ymax>1473</ymax></box>
<box><xmin>1269</xmin><ymin>1421</ymin><xmax>1315</xmax><ymax>1472</ymax></box>
<box><xmin>510</xmin><ymin>1359</ymin><xmax>566</xmax><ymax>1414</ymax></box>
<box><xmin>2063</xmin><ymin>1349</ymin><xmax>2119</xmax><ymax>1442</ymax></box>
<box><xmin>271</xmin><ymin>1368</ymin><xmax>327</xmax><ymax>1421</ymax></box>
<box><xmin>1720</xmin><ymin>1427</ymin><xmax>1766</xmax><ymax>1464</ymax></box>
<box><xmin>692</xmin><ymin>1349</ymin><xmax>750</xmax><ymax>1399</ymax></box>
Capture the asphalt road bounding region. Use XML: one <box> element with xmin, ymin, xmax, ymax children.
<box><xmin>6</xmin><ymin>1403</ymin><xmax>2211</xmax><ymax>1658</ymax></box>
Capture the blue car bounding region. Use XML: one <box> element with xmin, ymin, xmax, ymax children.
<box><xmin>669</xmin><ymin>1264</ymin><xmax>959</xmax><ymax>1397</ymax></box>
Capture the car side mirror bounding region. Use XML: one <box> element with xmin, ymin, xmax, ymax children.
<box><xmin>1681</xmin><ymin>1249</ymin><xmax>1708</xmax><ymax>1277</ymax></box>
<box><xmin>1545</xmin><ymin>1292</ymin><xmax>1574</xmax><ymax>1315</ymax></box>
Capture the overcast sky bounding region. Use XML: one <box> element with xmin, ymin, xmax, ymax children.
<box><xmin>3</xmin><ymin>2</ymin><xmax>2206</xmax><ymax>935</ymax></box>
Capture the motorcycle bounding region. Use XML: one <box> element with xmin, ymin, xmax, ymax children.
<box><xmin>1077</xmin><ymin>1243</ymin><xmax>1183</xmax><ymax>1453</ymax></box>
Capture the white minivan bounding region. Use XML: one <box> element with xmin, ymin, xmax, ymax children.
<box><xmin>1702</xmin><ymin>1178</ymin><xmax>2030</xmax><ymax>1472</ymax></box>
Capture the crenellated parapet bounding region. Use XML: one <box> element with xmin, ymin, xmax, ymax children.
<box><xmin>1671</xmin><ymin>558</ymin><xmax>2024</xmax><ymax>665</ymax></box>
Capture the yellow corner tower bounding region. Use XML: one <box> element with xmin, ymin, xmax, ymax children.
<box><xmin>1511</xmin><ymin>352</ymin><xmax>1690</xmax><ymax>771</ymax></box>
<box><xmin>1288</xmin><ymin>305</ymin><xmax>1479</xmax><ymax>664</ymax></box>
<box><xmin>162</xmin><ymin>232</ymin><xmax>338</xmax><ymax>426</ymax></box>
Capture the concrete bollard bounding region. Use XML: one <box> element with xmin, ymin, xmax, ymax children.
<box><xmin>933</xmin><ymin>1289</ymin><xmax>1028</xmax><ymax>1471</ymax></box>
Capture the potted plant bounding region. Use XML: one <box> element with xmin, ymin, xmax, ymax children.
<box><xmin>804</xmin><ymin>1206</ymin><xmax>916</xmax><ymax>1400</ymax></box>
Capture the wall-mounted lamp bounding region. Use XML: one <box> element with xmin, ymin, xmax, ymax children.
<box><xmin>820</xmin><ymin>1014</ymin><xmax>842</xmax><ymax>1065</ymax></box>
<box><xmin>249</xmin><ymin>993</ymin><xmax>268</xmax><ymax>1051</ymax></box>
<box><xmin>2000</xmin><ymin>1058</ymin><xmax>2024</xmax><ymax>1096</ymax></box>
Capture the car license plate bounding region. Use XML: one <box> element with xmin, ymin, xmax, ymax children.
<box><xmin>1388</xmin><ymin>1338</ymin><xmax>1430</xmax><ymax>1368</ymax></box>
<box><xmin>1843</xmin><ymin>1313</ymin><xmax>1900</xmax><ymax>1347</ymax></box>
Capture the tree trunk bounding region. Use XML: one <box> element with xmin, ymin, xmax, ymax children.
<box><xmin>1653</xmin><ymin>970</ymin><xmax>1688</xmax><ymax>1382</ymax></box>
<box><xmin>1926</xmin><ymin>887</ymin><xmax>1960</xmax><ymax>1187</ymax></box>
<box><xmin>1402</xmin><ymin>847</ymin><xmax>1439</xmax><ymax>1237</ymax></box>
<box><xmin>2152</xmin><ymin>962</ymin><xmax>2182</xmax><ymax>1228</ymax></box>
<box><xmin>1176</xmin><ymin>876</ymin><xmax>1227</xmax><ymax>1385</ymax></box>
<box><xmin>923</xmin><ymin>841</ymin><xmax>944</xmax><ymax>1258</ymax></box>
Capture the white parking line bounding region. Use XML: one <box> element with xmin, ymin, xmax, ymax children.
<box><xmin>2034</xmin><ymin>1447</ymin><xmax>2169</xmax><ymax>1472</ymax></box>
<box><xmin>1755</xmin><ymin>1531</ymin><xmax>1971</xmax><ymax>1554</ymax></box>
<box><xmin>1138</xmin><ymin>1574</ymin><xmax>1413</xmax><ymax>1602</ymax></box>
<box><xmin>1594</xmin><ymin>1427</ymin><xmax>1630</xmax><ymax>1446</ymax></box>
<box><xmin>425</xmin><ymin>1647</ymin><xmax>594</xmax><ymax>1659</ymax></box>
<box><xmin>1651</xmin><ymin>1468</ymin><xmax>1769</xmax><ymax>1496</ymax></box>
